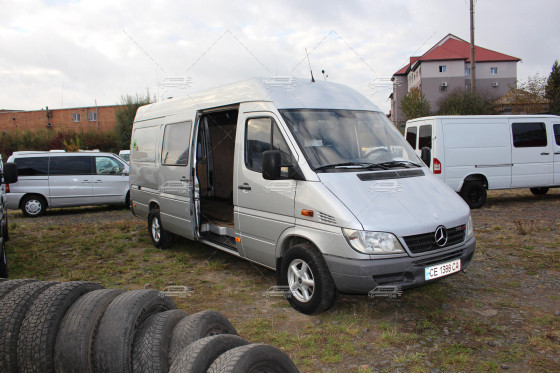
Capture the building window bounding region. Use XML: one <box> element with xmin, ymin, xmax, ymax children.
<box><xmin>72</xmin><ymin>113</ymin><xmax>81</xmax><ymax>122</ymax></box>
<box><xmin>465</xmin><ymin>67</ymin><xmax>470</xmax><ymax>76</ymax></box>
<box><xmin>439</xmin><ymin>65</ymin><xmax>446</xmax><ymax>73</ymax></box>
<box><xmin>491</xmin><ymin>67</ymin><xmax>498</xmax><ymax>75</ymax></box>
<box><xmin>88</xmin><ymin>112</ymin><xmax>97</xmax><ymax>121</ymax></box>
<box><xmin>440</xmin><ymin>85</ymin><xmax>448</xmax><ymax>92</ymax></box>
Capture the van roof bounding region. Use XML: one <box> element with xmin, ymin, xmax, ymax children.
<box><xmin>10</xmin><ymin>151</ymin><xmax>116</xmax><ymax>158</ymax></box>
<box><xmin>406</xmin><ymin>114</ymin><xmax>560</xmax><ymax>124</ymax></box>
<box><xmin>135</xmin><ymin>78</ymin><xmax>381</xmax><ymax>122</ymax></box>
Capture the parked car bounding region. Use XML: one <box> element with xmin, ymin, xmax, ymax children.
<box><xmin>405</xmin><ymin>115</ymin><xmax>560</xmax><ymax>208</ymax></box>
<box><xmin>119</xmin><ymin>150</ymin><xmax>130</xmax><ymax>163</ymax></box>
<box><xmin>7</xmin><ymin>151</ymin><xmax>129</xmax><ymax>217</ymax></box>
<box><xmin>1</xmin><ymin>158</ymin><xmax>18</xmax><ymax>277</ymax></box>
<box><xmin>130</xmin><ymin>78</ymin><xmax>475</xmax><ymax>314</ymax></box>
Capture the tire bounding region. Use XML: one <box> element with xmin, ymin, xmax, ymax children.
<box><xmin>21</xmin><ymin>195</ymin><xmax>47</xmax><ymax>217</ymax></box>
<box><xmin>530</xmin><ymin>187</ymin><xmax>549</xmax><ymax>195</ymax></box>
<box><xmin>0</xmin><ymin>278</ymin><xmax>36</xmax><ymax>301</ymax></box>
<box><xmin>148</xmin><ymin>208</ymin><xmax>170</xmax><ymax>248</ymax></box>
<box><xmin>460</xmin><ymin>181</ymin><xmax>487</xmax><ymax>209</ymax></box>
<box><xmin>170</xmin><ymin>334</ymin><xmax>249</xmax><ymax>373</ymax></box>
<box><xmin>207</xmin><ymin>343</ymin><xmax>299</xmax><ymax>373</ymax></box>
<box><xmin>132</xmin><ymin>309</ymin><xmax>188</xmax><ymax>373</ymax></box>
<box><xmin>280</xmin><ymin>244</ymin><xmax>336</xmax><ymax>315</ymax></box>
<box><xmin>168</xmin><ymin>310</ymin><xmax>238</xmax><ymax>366</ymax></box>
<box><xmin>0</xmin><ymin>241</ymin><xmax>7</xmax><ymax>278</ymax></box>
<box><xmin>93</xmin><ymin>289</ymin><xmax>177</xmax><ymax>373</ymax></box>
<box><xmin>54</xmin><ymin>289</ymin><xmax>125</xmax><ymax>373</ymax></box>
<box><xmin>17</xmin><ymin>281</ymin><xmax>103</xmax><ymax>373</ymax></box>
<box><xmin>0</xmin><ymin>281</ymin><xmax>56</xmax><ymax>373</ymax></box>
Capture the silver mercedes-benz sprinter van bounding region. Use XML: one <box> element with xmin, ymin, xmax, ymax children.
<box><xmin>7</xmin><ymin>151</ymin><xmax>129</xmax><ymax>217</ymax></box>
<box><xmin>130</xmin><ymin>78</ymin><xmax>475</xmax><ymax>314</ymax></box>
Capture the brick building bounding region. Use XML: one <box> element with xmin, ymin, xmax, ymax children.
<box><xmin>0</xmin><ymin>105</ymin><xmax>123</xmax><ymax>134</ymax></box>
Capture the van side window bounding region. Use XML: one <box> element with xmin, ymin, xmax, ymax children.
<box><xmin>419</xmin><ymin>125</ymin><xmax>432</xmax><ymax>149</ymax></box>
<box><xmin>162</xmin><ymin>121</ymin><xmax>191</xmax><ymax>166</ymax></box>
<box><xmin>405</xmin><ymin>127</ymin><xmax>417</xmax><ymax>149</ymax></box>
<box><xmin>554</xmin><ymin>124</ymin><xmax>560</xmax><ymax>145</ymax></box>
<box><xmin>95</xmin><ymin>157</ymin><xmax>124</xmax><ymax>175</ymax></box>
<box><xmin>13</xmin><ymin>157</ymin><xmax>48</xmax><ymax>176</ymax></box>
<box><xmin>512</xmin><ymin>122</ymin><xmax>547</xmax><ymax>148</ymax></box>
<box><xmin>49</xmin><ymin>156</ymin><xmax>92</xmax><ymax>175</ymax></box>
<box><xmin>245</xmin><ymin>118</ymin><xmax>291</xmax><ymax>173</ymax></box>
<box><xmin>132</xmin><ymin>127</ymin><xmax>158</xmax><ymax>162</ymax></box>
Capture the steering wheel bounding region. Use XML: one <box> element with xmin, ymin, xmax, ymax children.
<box><xmin>364</xmin><ymin>147</ymin><xmax>391</xmax><ymax>158</ymax></box>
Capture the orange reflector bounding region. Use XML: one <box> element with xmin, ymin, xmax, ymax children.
<box><xmin>133</xmin><ymin>203</ymin><xmax>136</xmax><ymax>207</ymax></box>
<box><xmin>235</xmin><ymin>237</ymin><xmax>241</xmax><ymax>242</ymax></box>
<box><xmin>301</xmin><ymin>209</ymin><xmax>314</xmax><ymax>217</ymax></box>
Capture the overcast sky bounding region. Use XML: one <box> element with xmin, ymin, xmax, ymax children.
<box><xmin>1</xmin><ymin>0</ymin><xmax>559</xmax><ymax>114</ymax></box>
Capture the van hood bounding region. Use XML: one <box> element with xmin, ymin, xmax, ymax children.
<box><xmin>317</xmin><ymin>169</ymin><xmax>470</xmax><ymax>236</ymax></box>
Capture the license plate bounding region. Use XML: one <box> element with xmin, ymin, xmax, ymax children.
<box><xmin>425</xmin><ymin>259</ymin><xmax>461</xmax><ymax>281</ymax></box>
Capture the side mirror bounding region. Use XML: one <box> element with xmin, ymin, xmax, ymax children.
<box><xmin>420</xmin><ymin>147</ymin><xmax>431</xmax><ymax>167</ymax></box>
<box><xmin>3</xmin><ymin>162</ymin><xmax>18</xmax><ymax>184</ymax></box>
<box><xmin>262</xmin><ymin>150</ymin><xmax>281</xmax><ymax>180</ymax></box>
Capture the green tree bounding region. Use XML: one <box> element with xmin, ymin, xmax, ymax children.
<box><xmin>546</xmin><ymin>60</ymin><xmax>560</xmax><ymax>115</ymax></box>
<box><xmin>114</xmin><ymin>91</ymin><xmax>154</xmax><ymax>149</ymax></box>
<box><xmin>437</xmin><ymin>89</ymin><xmax>496</xmax><ymax>115</ymax></box>
<box><xmin>400</xmin><ymin>88</ymin><xmax>431</xmax><ymax>120</ymax></box>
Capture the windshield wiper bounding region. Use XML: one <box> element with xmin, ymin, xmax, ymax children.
<box><xmin>370</xmin><ymin>160</ymin><xmax>422</xmax><ymax>169</ymax></box>
<box><xmin>315</xmin><ymin>162</ymin><xmax>382</xmax><ymax>171</ymax></box>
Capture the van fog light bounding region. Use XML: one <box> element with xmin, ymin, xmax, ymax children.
<box><xmin>343</xmin><ymin>229</ymin><xmax>405</xmax><ymax>255</ymax></box>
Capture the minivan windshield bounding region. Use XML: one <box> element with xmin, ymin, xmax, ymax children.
<box><xmin>279</xmin><ymin>109</ymin><xmax>420</xmax><ymax>171</ymax></box>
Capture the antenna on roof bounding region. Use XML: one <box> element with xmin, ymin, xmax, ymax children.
<box><xmin>305</xmin><ymin>48</ymin><xmax>315</xmax><ymax>82</ymax></box>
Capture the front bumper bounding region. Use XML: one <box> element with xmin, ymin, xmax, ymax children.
<box><xmin>324</xmin><ymin>236</ymin><xmax>476</xmax><ymax>294</ymax></box>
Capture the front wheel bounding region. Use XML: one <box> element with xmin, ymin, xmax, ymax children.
<box><xmin>280</xmin><ymin>244</ymin><xmax>336</xmax><ymax>315</ymax></box>
<box><xmin>148</xmin><ymin>208</ymin><xmax>170</xmax><ymax>248</ymax></box>
<box><xmin>460</xmin><ymin>181</ymin><xmax>487</xmax><ymax>209</ymax></box>
<box><xmin>0</xmin><ymin>241</ymin><xmax>7</xmax><ymax>278</ymax></box>
<box><xmin>21</xmin><ymin>195</ymin><xmax>47</xmax><ymax>217</ymax></box>
<box><xmin>530</xmin><ymin>187</ymin><xmax>549</xmax><ymax>195</ymax></box>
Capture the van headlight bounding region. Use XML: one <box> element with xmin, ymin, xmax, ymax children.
<box><xmin>466</xmin><ymin>215</ymin><xmax>474</xmax><ymax>240</ymax></box>
<box><xmin>342</xmin><ymin>229</ymin><xmax>405</xmax><ymax>255</ymax></box>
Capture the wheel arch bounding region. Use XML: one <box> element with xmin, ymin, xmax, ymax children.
<box><xmin>461</xmin><ymin>174</ymin><xmax>489</xmax><ymax>190</ymax></box>
<box><xmin>18</xmin><ymin>193</ymin><xmax>49</xmax><ymax>209</ymax></box>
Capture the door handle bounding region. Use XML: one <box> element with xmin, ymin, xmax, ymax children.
<box><xmin>555</xmin><ymin>152</ymin><xmax>560</xmax><ymax>155</ymax></box>
<box><xmin>541</xmin><ymin>152</ymin><xmax>550</xmax><ymax>155</ymax></box>
<box><xmin>82</xmin><ymin>180</ymin><xmax>91</xmax><ymax>183</ymax></box>
<box><xmin>94</xmin><ymin>180</ymin><xmax>103</xmax><ymax>183</ymax></box>
<box><xmin>238</xmin><ymin>183</ymin><xmax>251</xmax><ymax>191</ymax></box>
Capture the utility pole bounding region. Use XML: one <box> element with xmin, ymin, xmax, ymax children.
<box><xmin>470</xmin><ymin>0</ymin><xmax>476</xmax><ymax>93</ymax></box>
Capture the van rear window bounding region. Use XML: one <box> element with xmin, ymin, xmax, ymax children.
<box><xmin>14</xmin><ymin>157</ymin><xmax>49</xmax><ymax>176</ymax></box>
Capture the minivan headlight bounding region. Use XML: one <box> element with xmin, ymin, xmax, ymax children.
<box><xmin>342</xmin><ymin>229</ymin><xmax>405</xmax><ymax>255</ymax></box>
<box><xmin>466</xmin><ymin>215</ymin><xmax>474</xmax><ymax>240</ymax></box>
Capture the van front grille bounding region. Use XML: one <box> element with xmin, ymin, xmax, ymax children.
<box><xmin>403</xmin><ymin>225</ymin><xmax>465</xmax><ymax>254</ymax></box>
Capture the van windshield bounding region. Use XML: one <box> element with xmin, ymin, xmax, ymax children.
<box><xmin>279</xmin><ymin>109</ymin><xmax>420</xmax><ymax>171</ymax></box>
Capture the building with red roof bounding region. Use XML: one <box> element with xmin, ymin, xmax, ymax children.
<box><xmin>390</xmin><ymin>34</ymin><xmax>521</xmax><ymax>127</ymax></box>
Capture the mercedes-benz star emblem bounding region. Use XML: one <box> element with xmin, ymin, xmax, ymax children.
<box><xmin>434</xmin><ymin>226</ymin><xmax>448</xmax><ymax>247</ymax></box>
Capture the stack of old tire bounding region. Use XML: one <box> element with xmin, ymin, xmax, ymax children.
<box><xmin>0</xmin><ymin>279</ymin><xmax>299</xmax><ymax>373</ymax></box>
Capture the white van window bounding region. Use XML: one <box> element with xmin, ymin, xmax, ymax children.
<box><xmin>419</xmin><ymin>125</ymin><xmax>432</xmax><ymax>149</ymax></box>
<box><xmin>245</xmin><ymin>118</ymin><xmax>291</xmax><ymax>173</ymax></box>
<box><xmin>161</xmin><ymin>121</ymin><xmax>191</xmax><ymax>166</ymax></box>
<box><xmin>95</xmin><ymin>156</ymin><xmax>124</xmax><ymax>175</ymax></box>
<box><xmin>49</xmin><ymin>156</ymin><xmax>92</xmax><ymax>175</ymax></box>
<box><xmin>14</xmin><ymin>157</ymin><xmax>49</xmax><ymax>176</ymax></box>
<box><xmin>280</xmin><ymin>109</ymin><xmax>418</xmax><ymax>170</ymax></box>
<box><xmin>405</xmin><ymin>127</ymin><xmax>417</xmax><ymax>149</ymax></box>
<box><xmin>512</xmin><ymin>122</ymin><xmax>547</xmax><ymax>148</ymax></box>
<box><xmin>554</xmin><ymin>124</ymin><xmax>560</xmax><ymax>145</ymax></box>
<box><xmin>132</xmin><ymin>127</ymin><xmax>158</xmax><ymax>162</ymax></box>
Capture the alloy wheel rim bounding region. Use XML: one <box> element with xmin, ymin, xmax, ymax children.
<box><xmin>287</xmin><ymin>259</ymin><xmax>315</xmax><ymax>303</ymax></box>
<box><xmin>152</xmin><ymin>217</ymin><xmax>161</xmax><ymax>242</ymax></box>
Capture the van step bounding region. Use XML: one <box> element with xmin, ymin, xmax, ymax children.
<box><xmin>200</xmin><ymin>223</ymin><xmax>236</xmax><ymax>237</ymax></box>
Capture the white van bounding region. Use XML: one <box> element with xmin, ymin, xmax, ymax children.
<box><xmin>130</xmin><ymin>79</ymin><xmax>475</xmax><ymax>314</ymax></box>
<box><xmin>7</xmin><ymin>151</ymin><xmax>129</xmax><ymax>217</ymax></box>
<box><xmin>405</xmin><ymin>115</ymin><xmax>560</xmax><ymax>208</ymax></box>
